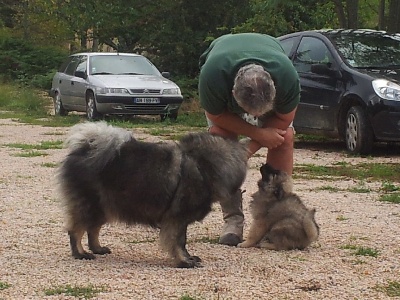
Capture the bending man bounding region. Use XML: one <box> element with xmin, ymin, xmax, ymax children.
<box><xmin>198</xmin><ymin>33</ymin><xmax>300</xmax><ymax>246</ymax></box>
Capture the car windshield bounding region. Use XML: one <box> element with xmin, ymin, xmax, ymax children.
<box><xmin>328</xmin><ymin>31</ymin><xmax>400</xmax><ymax>69</ymax></box>
<box><xmin>89</xmin><ymin>55</ymin><xmax>161</xmax><ymax>76</ymax></box>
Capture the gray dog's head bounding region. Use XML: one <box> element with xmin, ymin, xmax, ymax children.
<box><xmin>257</xmin><ymin>164</ymin><xmax>293</xmax><ymax>200</ymax></box>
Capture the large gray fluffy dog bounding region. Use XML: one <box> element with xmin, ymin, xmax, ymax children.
<box><xmin>238</xmin><ymin>164</ymin><xmax>319</xmax><ymax>250</ymax></box>
<box><xmin>57</xmin><ymin>121</ymin><xmax>247</xmax><ymax>268</ymax></box>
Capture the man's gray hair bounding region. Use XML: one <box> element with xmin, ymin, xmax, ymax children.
<box><xmin>233</xmin><ymin>64</ymin><xmax>276</xmax><ymax>115</ymax></box>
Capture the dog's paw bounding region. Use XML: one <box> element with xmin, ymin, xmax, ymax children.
<box><xmin>176</xmin><ymin>256</ymin><xmax>202</xmax><ymax>268</ymax></box>
<box><xmin>91</xmin><ymin>246</ymin><xmax>111</xmax><ymax>255</ymax></box>
<box><xmin>73</xmin><ymin>251</ymin><xmax>96</xmax><ymax>260</ymax></box>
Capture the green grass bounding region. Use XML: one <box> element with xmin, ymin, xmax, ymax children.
<box><xmin>380</xmin><ymin>181</ymin><xmax>400</xmax><ymax>192</ymax></box>
<box><xmin>13</xmin><ymin>150</ymin><xmax>48</xmax><ymax>157</ymax></box>
<box><xmin>6</xmin><ymin>140</ymin><xmax>63</xmax><ymax>150</ymax></box>
<box><xmin>41</xmin><ymin>162</ymin><xmax>59</xmax><ymax>168</ymax></box>
<box><xmin>180</xmin><ymin>295</ymin><xmax>202</xmax><ymax>300</ymax></box>
<box><xmin>294</xmin><ymin>162</ymin><xmax>400</xmax><ymax>182</ymax></box>
<box><xmin>0</xmin><ymin>84</ymin><xmax>48</xmax><ymax>117</ymax></box>
<box><xmin>0</xmin><ymin>82</ymin><xmax>207</xmax><ymax>133</ymax></box>
<box><xmin>379</xmin><ymin>193</ymin><xmax>400</xmax><ymax>204</ymax></box>
<box><xmin>44</xmin><ymin>284</ymin><xmax>108</xmax><ymax>299</ymax></box>
<box><xmin>296</xmin><ymin>134</ymin><xmax>331</xmax><ymax>143</ymax></box>
<box><xmin>5</xmin><ymin>140</ymin><xmax>63</xmax><ymax>157</ymax></box>
<box><xmin>127</xmin><ymin>238</ymin><xmax>156</xmax><ymax>244</ymax></box>
<box><xmin>192</xmin><ymin>236</ymin><xmax>220</xmax><ymax>244</ymax></box>
<box><xmin>336</xmin><ymin>215</ymin><xmax>348</xmax><ymax>221</ymax></box>
<box><xmin>374</xmin><ymin>281</ymin><xmax>400</xmax><ymax>297</ymax></box>
<box><xmin>316</xmin><ymin>185</ymin><xmax>340</xmax><ymax>192</ymax></box>
<box><xmin>0</xmin><ymin>281</ymin><xmax>11</xmax><ymax>290</ymax></box>
<box><xmin>340</xmin><ymin>244</ymin><xmax>379</xmax><ymax>257</ymax></box>
<box><xmin>348</xmin><ymin>181</ymin><xmax>371</xmax><ymax>193</ymax></box>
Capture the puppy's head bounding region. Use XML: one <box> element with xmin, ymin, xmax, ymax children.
<box><xmin>257</xmin><ymin>163</ymin><xmax>293</xmax><ymax>200</ymax></box>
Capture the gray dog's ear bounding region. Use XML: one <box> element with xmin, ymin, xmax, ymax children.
<box><xmin>260</xmin><ymin>163</ymin><xmax>279</xmax><ymax>181</ymax></box>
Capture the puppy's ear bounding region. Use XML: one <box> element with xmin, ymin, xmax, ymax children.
<box><xmin>260</xmin><ymin>163</ymin><xmax>279</xmax><ymax>181</ymax></box>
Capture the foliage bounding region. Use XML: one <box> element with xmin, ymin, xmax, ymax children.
<box><xmin>0</xmin><ymin>28</ymin><xmax>67</xmax><ymax>88</ymax></box>
<box><xmin>1</xmin><ymin>0</ymin><xmax>398</xmax><ymax>86</ymax></box>
<box><xmin>234</xmin><ymin>0</ymin><xmax>338</xmax><ymax>36</ymax></box>
<box><xmin>0</xmin><ymin>83</ymin><xmax>49</xmax><ymax>116</ymax></box>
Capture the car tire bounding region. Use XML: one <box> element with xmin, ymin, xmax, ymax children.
<box><xmin>54</xmin><ymin>93</ymin><xmax>68</xmax><ymax>116</ymax></box>
<box><xmin>345</xmin><ymin>106</ymin><xmax>374</xmax><ymax>154</ymax></box>
<box><xmin>169</xmin><ymin>112</ymin><xmax>178</xmax><ymax>120</ymax></box>
<box><xmin>160</xmin><ymin>112</ymin><xmax>178</xmax><ymax>121</ymax></box>
<box><xmin>86</xmin><ymin>92</ymin><xmax>102</xmax><ymax>121</ymax></box>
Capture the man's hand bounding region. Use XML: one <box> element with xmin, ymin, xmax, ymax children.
<box><xmin>255</xmin><ymin>127</ymin><xmax>286</xmax><ymax>149</ymax></box>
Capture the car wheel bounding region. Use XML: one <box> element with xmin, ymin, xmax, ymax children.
<box><xmin>54</xmin><ymin>93</ymin><xmax>68</xmax><ymax>116</ymax></box>
<box><xmin>345</xmin><ymin>106</ymin><xmax>374</xmax><ymax>154</ymax></box>
<box><xmin>169</xmin><ymin>112</ymin><xmax>178</xmax><ymax>120</ymax></box>
<box><xmin>160</xmin><ymin>112</ymin><xmax>178</xmax><ymax>121</ymax></box>
<box><xmin>86</xmin><ymin>92</ymin><xmax>102</xmax><ymax>121</ymax></box>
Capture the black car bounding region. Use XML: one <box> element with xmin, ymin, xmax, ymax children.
<box><xmin>278</xmin><ymin>29</ymin><xmax>400</xmax><ymax>154</ymax></box>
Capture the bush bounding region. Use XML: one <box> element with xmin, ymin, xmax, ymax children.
<box><xmin>0</xmin><ymin>31</ymin><xmax>67</xmax><ymax>88</ymax></box>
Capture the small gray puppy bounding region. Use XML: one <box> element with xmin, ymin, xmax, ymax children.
<box><xmin>238</xmin><ymin>164</ymin><xmax>319</xmax><ymax>250</ymax></box>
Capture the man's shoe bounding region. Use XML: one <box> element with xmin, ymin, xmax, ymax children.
<box><xmin>219</xmin><ymin>233</ymin><xmax>242</xmax><ymax>246</ymax></box>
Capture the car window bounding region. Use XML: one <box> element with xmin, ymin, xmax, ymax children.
<box><xmin>279</xmin><ymin>37</ymin><xmax>297</xmax><ymax>57</ymax></box>
<box><xmin>293</xmin><ymin>37</ymin><xmax>332</xmax><ymax>73</ymax></box>
<box><xmin>64</xmin><ymin>56</ymin><xmax>82</xmax><ymax>76</ymax></box>
<box><xmin>89</xmin><ymin>55</ymin><xmax>160</xmax><ymax>76</ymax></box>
<box><xmin>75</xmin><ymin>55</ymin><xmax>87</xmax><ymax>73</ymax></box>
<box><xmin>328</xmin><ymin>31</ymin><xmax>400</xmax><ymax>68</ymax></box>
<box><xmin>58</xmin><ymin>57</ymin><xmax>73</xmax><ymax>73</ymax></box>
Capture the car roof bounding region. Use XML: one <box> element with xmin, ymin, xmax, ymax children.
<box><xmin>279</xmin><ymin>28</ymin><xmax>400</xmax><ymax>40</ymax></box>
<box><xmin>70</xmin><ymin>52</ymin><xmax>142</xmax><ymax>57</ymax></box>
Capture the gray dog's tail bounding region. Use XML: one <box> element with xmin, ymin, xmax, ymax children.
<box><xmin>64</xmin><ymin>121</ymin><xmax>132</xmax><ymax>169</ymax></box>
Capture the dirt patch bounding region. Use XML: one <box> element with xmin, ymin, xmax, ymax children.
<box><xmin>0</xmin><ymin>118</ymin><xmax>399</xmax><ymax>299</ymax></box>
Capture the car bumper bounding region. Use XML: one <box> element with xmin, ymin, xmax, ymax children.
<box><xmin>370</xmin><ymin>99</ymin><xmax>400</xmax><ymax>141</ymax></box>
<box><xmin>95</xmin><ymin>95</ymin><xmax>183</xmax><ymax>115</ymax></box>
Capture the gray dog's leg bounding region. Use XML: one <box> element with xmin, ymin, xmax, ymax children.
<box><xmin>69</xmin><ymin>229</ymin><xmax>95</xmax><ymax>259</ymax></box>
<box><xmin>159</xmin><ymin>220</ymin><xmax>201</xmax><ymax>268</ymax></box>
<box><xmin>88</xmin><ymin>225</ymin><xmax>111</xmax><ymax>255</ymax></box>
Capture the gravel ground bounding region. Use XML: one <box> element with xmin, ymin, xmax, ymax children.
<box><xmin>0</xmin><ymin>118</ymin><xmax>399</xmax><ymax>300</ymax></box>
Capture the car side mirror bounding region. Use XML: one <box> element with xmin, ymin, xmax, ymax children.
<box><xmin>311</xmin><ymin>63</ymin><xmax>342</xmax><ymax>79</ymax></box>
<box><xmin>161</xmin><ymin>72</ymin><xmax>170</xmax><ymax>78</ymax></box>
<box><xmin>75</xmin><ymin>70</ymin><xmax>87</xmax><ymax>79</ymax></box>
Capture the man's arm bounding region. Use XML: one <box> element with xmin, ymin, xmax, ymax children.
<box><xmin>245</xmin><ymin>108</ymin><xmax>297</xmax><ymax>156</ymax></box>
<box><xmin>206</xmin><ymin>110</ymin><xmax>288</xmax><ymax>150</ymax></box>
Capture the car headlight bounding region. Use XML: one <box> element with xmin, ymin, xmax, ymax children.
<box><xmin>372</xmin><ymin>79</ymin><xmax>400</xmax><ymax>101</ymax></box>
<box><xmin>162</xmin><ymin>88</ymin><xmax>181</xmax><ymax>95</ymax></box>
<box><xmin>96</xmin><ymin>87</ymin><xmax>129</xmax><ymax>95</ymax></box>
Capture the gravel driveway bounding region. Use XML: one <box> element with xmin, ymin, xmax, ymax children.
<box><xmin>0</xmin><ymin>118</ymin><xmax>399</xmax><ymax>299</ymax></box>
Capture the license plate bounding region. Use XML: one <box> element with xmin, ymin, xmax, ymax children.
<box><xmin>134</xmin><ymin>97</ymin><xmax>160</xmax><ymax>104</ymax></box>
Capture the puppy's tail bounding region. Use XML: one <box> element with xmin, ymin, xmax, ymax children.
<box><xmin>64</xmin><ymin>121</ymin><xmax>132</xmax><ymax>169</ymax></box>
<box><xmin>303</xmin><ymin>209</ymin><xmax>319</xmax><ymax>243</ymax></box>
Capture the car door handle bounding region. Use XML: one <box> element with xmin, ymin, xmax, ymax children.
<box><xmin>71</xmin><ymin>81</ymin><xmax>75</xmax><ymax>85</ymax></box>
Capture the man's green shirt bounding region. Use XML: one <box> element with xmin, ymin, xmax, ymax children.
<box><xmin>199</xmin><ymin>33</ymin><xmax>300</xmax><ymax>116</ymax></box>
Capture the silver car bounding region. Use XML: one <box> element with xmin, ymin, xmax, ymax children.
<box><xmin>49</xmin><ymin>52</ymin><xmax>183</xmax><ymax>121</ymax></box>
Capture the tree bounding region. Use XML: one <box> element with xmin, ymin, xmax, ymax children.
<box><xmin>332</xmin><ymin>0</ymin><xmax>359</xmax><ymax>28</ymax></box>
<box><xmin>387</xmin><ymin>0</ymin><xmax>400</xmax><ymax>32</ymax></box>
<box><xmin>236</xmin><ymin>0</ymin><xmax>338</xmax><ymax>36</ymax></box>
